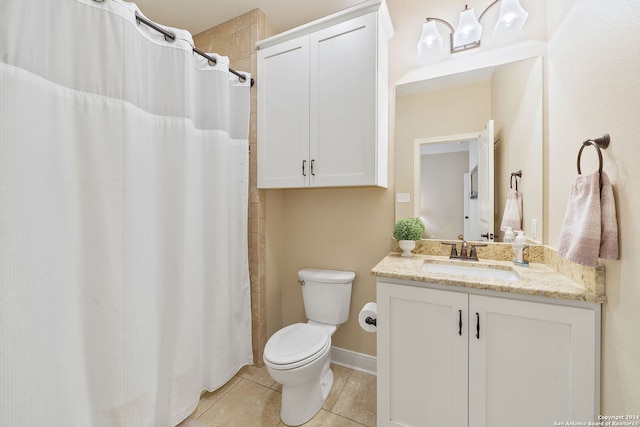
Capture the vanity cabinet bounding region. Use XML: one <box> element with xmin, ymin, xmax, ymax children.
<box><xmin>257</xmin><ymin>1</ymin><xmax>392</xmax><ymax>189</ymax></box>
<box><xmin>376</xmin><ymin>280</ymin><xmax>600</xmax><ymax>427</ymax></box>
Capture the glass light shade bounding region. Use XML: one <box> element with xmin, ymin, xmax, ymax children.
<box><xmin>453</xmin><ymin>8</ymin><xmax>482</xmax><ymax>49</ymax></box>
<box><xmin>493</xmin><ymin>0</ymin><xmax>529</xmax><ymax>36</ymax></box>
<box><xmin>417</xmin><ymin>21</ymin><xmax>444</xmax><ymax>56</ymax></box>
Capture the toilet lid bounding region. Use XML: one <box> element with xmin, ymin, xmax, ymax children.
<box><xmin>264</xmin><ymin>323</ymin><xmax>330</xmax><ymax>367</ymax></box>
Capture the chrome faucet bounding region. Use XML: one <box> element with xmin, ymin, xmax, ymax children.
<box><xmin>441</xmin><ymin>241</ymin><xmax>487</xmax><ymax>261</ymax></box>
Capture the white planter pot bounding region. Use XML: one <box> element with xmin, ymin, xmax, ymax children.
<box><xmin>398</xmin><ymin>240</ymin><xmax>416</xmax><ymax>257</ymax></box>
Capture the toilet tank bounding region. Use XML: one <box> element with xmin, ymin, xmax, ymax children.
<box><xmin>298</xmin><ymin>268</ymin><xmax>355</xmax><ymax>325</ymax></box>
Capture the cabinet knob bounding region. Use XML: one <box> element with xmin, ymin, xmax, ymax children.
<box><xmin>302</xmin><ymin>160</ymin><xmax>307</xmax><ymax>176</ymax></box>
<box><xmin>311</xmin><ymin>159</ymin><xmax>315</xmax><ymax>176</ymax></box>
<box><xmin>476</xmin><ymin>312</ymin><xmax>480</xmax><ymax>339</ymax></box>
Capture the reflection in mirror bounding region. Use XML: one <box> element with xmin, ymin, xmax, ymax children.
<box><xmin>419</xmin><ymin>136</ymin><xmax>474</xmax><ymax>241</ymax></box>
<box><xmin>469</xmin><ymin>165</ymin><xmax>478</xmax><ymax>200</ymax></box>
<box><xmin>395</xmin><ymin>56</ymin><xmax>543</xmax><ymax>243</ymax></box>
<box><xmin>416</xmin><ymin>120</ymin><xmax>495</xmax><ymax>242</ymax></box>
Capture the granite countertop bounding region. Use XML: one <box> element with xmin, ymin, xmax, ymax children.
<box><xmin>371</xmin><ymin>253</ymin><xmax>606</xmax><ymax>304</ymax></box>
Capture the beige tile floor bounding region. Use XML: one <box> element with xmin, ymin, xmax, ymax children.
<box><xmin>178</xmin><ymin>364</ymin><xmax>376</xmax><ymax>427</ymax></box>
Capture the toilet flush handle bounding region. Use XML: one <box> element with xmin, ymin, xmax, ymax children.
<box><xmin>297</xmin><ymin>280</ymin><xmax>305</xmax><ymax>286</ymax></box>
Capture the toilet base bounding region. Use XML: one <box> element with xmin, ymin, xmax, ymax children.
<box><xmin>281</xmin><ymin>363</ymin><xmax>333</xmax><ymax>426</ymax></box>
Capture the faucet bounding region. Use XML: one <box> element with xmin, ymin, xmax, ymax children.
<box><xmin>460</xmin><ymin>240</ymin><xmax>469</xmax><ymax>258</ymax></box>
<box><xmin>441</xmin><ymin>241</ymin><xmax>487</xmax><ymax>261</ymax></box>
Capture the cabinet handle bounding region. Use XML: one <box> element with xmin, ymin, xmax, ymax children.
<box><xmin>475</xmin><ymin>312</ymin><xmax>480</xmax><ymax>339</ymax></box>
<box><xmin>458</xmin><ymin>310</ymin><xmax>462</xmax><ymax>336</ymax></box>
<box><xmin>302</xmin><ymin>160</ymin><xmax>307</xmax><ymax>176</ymax></box>
<box><xmin>311</xmin><ymin>159</ymin><xmax>315</xmax><ymax>176</ymax></box>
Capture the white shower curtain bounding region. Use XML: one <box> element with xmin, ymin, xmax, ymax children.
<box><xmin>0</xmin><ymin>1</ymin><xmax>253</xmax><ymax>425</ymax></box>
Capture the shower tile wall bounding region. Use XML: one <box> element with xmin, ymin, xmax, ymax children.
<box><xmin>194</xmin><ymin>9</ymin><xmax>276</xmax><ymax>366</ymax></box>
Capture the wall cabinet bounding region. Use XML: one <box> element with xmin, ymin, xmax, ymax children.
<box><xmin>257</xmin><ymin>1</ymin><xmax>392</xmax><ymax>189</ymax></box>
<box><xmin>376</xmin><ymin>280</ymin><xmax>600</xmax><ymax>427</ymax></box>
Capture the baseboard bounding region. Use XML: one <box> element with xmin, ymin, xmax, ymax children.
<box><xmin>331</xmin><ymin>346</ymin><xmax>377</xmax><ymax>375</ymax></box>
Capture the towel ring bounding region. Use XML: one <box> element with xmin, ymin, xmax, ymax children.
<box><xmin>510</xmin><ymin>170</ymin><xmax>522</xmax><ymax>191</ymax></box>
<box><xmin>577</xmin><ymin>133</ymin><xmax>610</xmax><ymax>192</ymax></box>
<box><xmin>577</xmin><ymin>140</ymin><xmax>604</xmax><ymax>175</ymax></box>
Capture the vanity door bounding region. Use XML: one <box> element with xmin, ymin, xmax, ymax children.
<box><xmin>377</xmin><ymin>282</ymin><xmax>468</xmax><ymax>427</ymax></box>
<box><xmin>468</xmin><ymin>295</ymin><xmax>598</xmax><ymax>427</ymax></box>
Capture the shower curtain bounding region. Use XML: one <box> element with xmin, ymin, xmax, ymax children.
<box><xmin>0</xmin><ymin>1</ymin><xmax>253</xmax><ymax>425</ymax></box>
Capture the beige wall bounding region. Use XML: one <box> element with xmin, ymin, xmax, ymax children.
<box><xmin>278</xmin><ymin>187</ymin><xmax>394</xmax><ymax>356</ymax></box>
<box><xmin>545</xmin><ymin>0</ymin><xmax>640</xmax><ymax>413</ymax></box>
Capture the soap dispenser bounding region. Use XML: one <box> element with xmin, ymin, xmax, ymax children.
<box><xmin>503</xmin><ymin>227</ymin><xmax>515</xmax><ymax>243</ymax></box>
<box><xmin>512</xmin><ymin>231</ymin><xmax>529</xmax><ymax>267</ymax></box>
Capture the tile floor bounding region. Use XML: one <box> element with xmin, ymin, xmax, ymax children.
<box><xmin>178</xmin><ymin>364</ymin><xmax>376</xmax><ymax>427</ymax></box>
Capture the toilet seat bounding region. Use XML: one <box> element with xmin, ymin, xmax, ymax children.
<box><xmin>264</xmin><ymin>323</ymin><xmax>331</xmax><ymax>370</ymax></box>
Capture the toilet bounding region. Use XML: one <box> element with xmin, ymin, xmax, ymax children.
<box><xmin>263</xmin><ymin>268</ymin><xmax>355</xmax><ymax>426</ymax></box>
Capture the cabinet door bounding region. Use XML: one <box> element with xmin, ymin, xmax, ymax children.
<box><xmin>309</xmin><ymin>12</ymin><xmax>377</xmax><ymax>187</ymax></box>
<box><xmin>377</xmin><ymin>282</ymin><xmax>468</xmax><ymax>427</ymax></box>
<box><xmin>257</xmin><ymin>36</ymin><xmax>310</xmax><ymax>188</ymax></box>
<box><xmin>469</xmin><ymin>295</ymin><xmax>597</xmax><ymax>427</ymax></box>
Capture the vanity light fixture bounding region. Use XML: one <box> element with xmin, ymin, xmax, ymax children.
<box><xmin>417</xmin><ymin>0</ymin><xmax>529</xmax><ymax>57</ymax></box>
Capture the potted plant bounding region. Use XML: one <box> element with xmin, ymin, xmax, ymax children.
<box><xmin>393</xmin><ymin>217</ymin><xmax>425</xmax><ymax>257</ymax></box>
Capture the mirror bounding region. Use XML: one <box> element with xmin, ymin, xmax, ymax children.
<box><xmin>394</xmin><ymin>56</ymin><xmax>543</xmax><ymax>243</ymax></box>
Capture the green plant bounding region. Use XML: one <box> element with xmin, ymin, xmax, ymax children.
<box><xmin>393</xmin><ymin>217</ymin><xmax>425</xmax><ymax>241</ymax></box>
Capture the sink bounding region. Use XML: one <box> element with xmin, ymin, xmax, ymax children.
<box><xmin>422</xmin><ymin>262</ymin><xmax>521</xmax><ymax>281</ymax></box>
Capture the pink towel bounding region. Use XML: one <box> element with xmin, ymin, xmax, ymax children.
<box><xmin>500</xmin><ymin>188</ymin><xmax>522</xmax><ymax>231</ymax></box>
<box><xmin>558</xmin><ymin>171</ymin><xmax>618</xmax><ymax>266</ymax></box>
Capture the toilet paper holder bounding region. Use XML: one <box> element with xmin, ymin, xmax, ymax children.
<box><xmin>359</xmin><ymin>302</ymin><xmax>377</xmax><ymax>332</ymax></box>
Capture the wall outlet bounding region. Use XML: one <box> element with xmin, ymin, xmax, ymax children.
<box><xmin>396</xmin><ymin>193</ymin><xmax>411</xmax><ymax>203</ymax></box>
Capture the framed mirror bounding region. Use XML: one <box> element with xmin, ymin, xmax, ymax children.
<box><xmin>395</xmin><ymin>56</ymin><xmax>543</xmax><ymax>243</ymax></box>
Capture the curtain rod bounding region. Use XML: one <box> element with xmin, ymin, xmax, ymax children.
<box><xmin>91</xmin><ymin>3</ymin><xmax>249</xmax><ymax>87</ymax></box>
<box><xmin>92</xmin><ymin>2</ymin><xmax>253</xmax><ymax>85</ymax></box>
<box><xmin>133</xmin><ymin>12</ymin><xmax>254</xmax><ymax>87</ymax></box>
